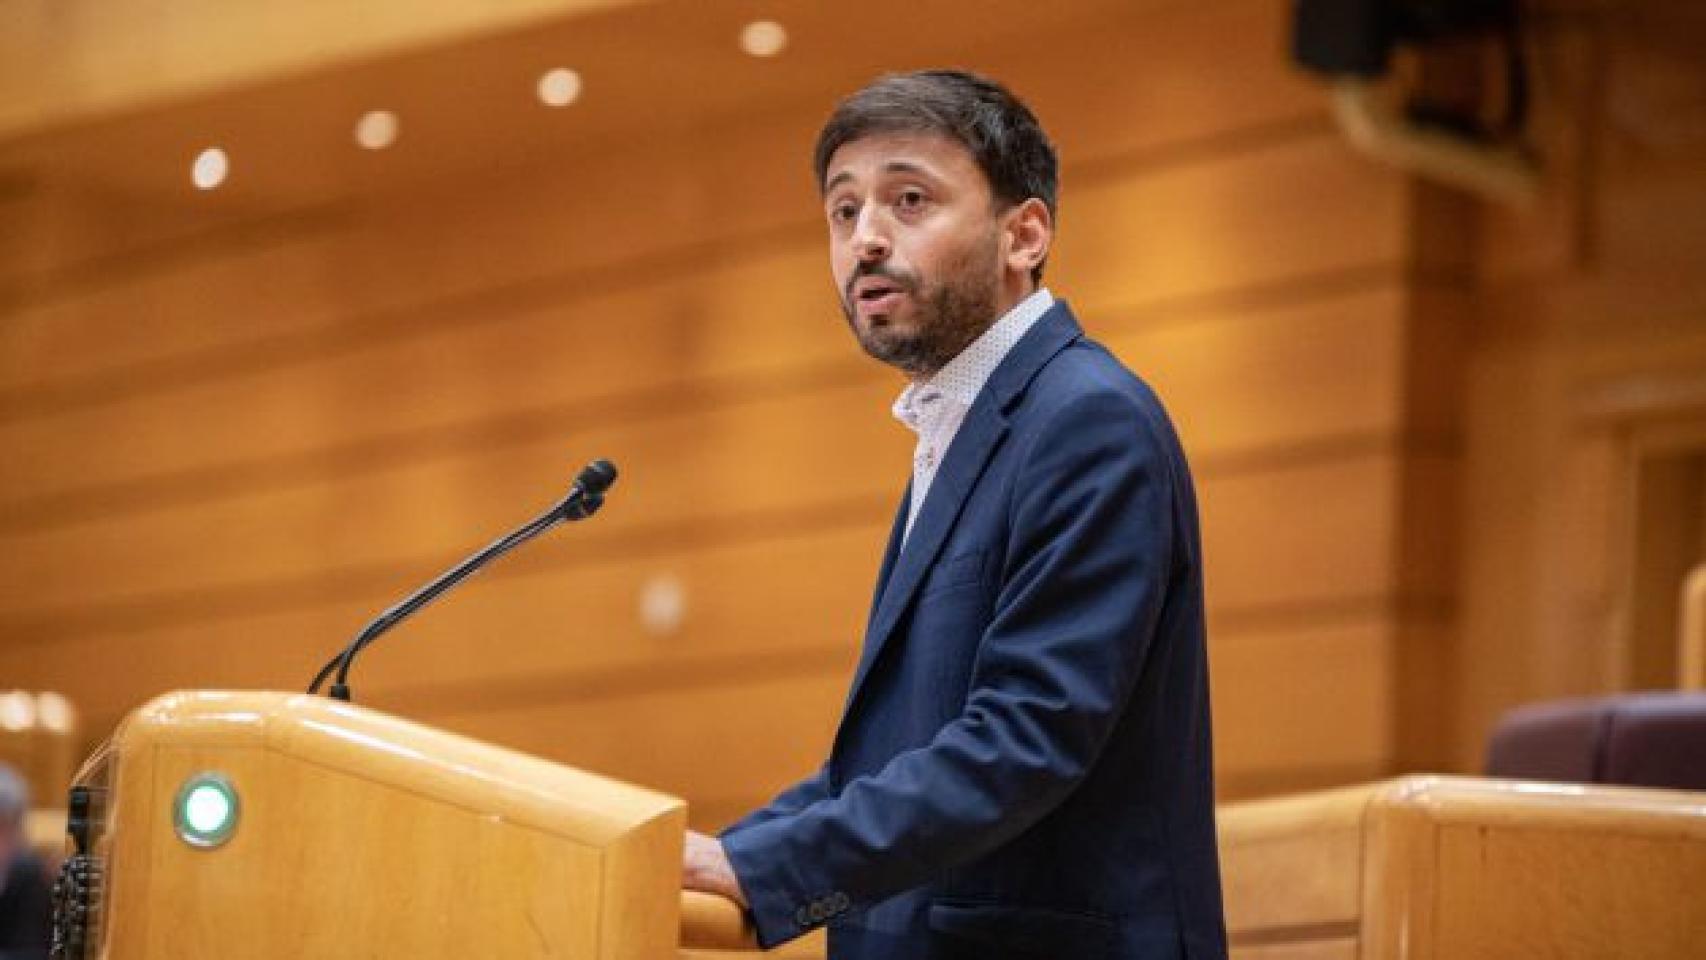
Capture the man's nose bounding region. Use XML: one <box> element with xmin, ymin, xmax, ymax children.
<box><xmin>851</xmin><ymin>206</ymin><xmax>890</xmax><ymax>261</ymax></box>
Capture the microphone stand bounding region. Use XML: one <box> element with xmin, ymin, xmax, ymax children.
<box><xmin>307</xmin><ymin>461</ymin><xmax>613</xmax><ymax>703</ymax></box>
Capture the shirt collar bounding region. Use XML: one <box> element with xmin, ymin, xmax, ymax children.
<box><xmin>892</xmin><ymin>287</ymin><xmax>1054</xmax><ymax>429</ymax></box>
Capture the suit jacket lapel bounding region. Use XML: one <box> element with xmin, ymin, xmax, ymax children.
<box><xmin>865</xmin><ymin>480</ymin><xmax>912</xmax><ymax>635</ymax></box>
<box><xmin>840</xmin><ymin>301</ymin><xmax>1085</xmax><ymax>717</ymax></box>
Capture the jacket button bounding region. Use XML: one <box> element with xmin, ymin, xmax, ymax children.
<box><xmin>808</xmin><ymin>901</ymin><xmax>828</xmax><ymax>922</ymax></box>
<box><xmin>830</xmin><ymin>892</ymin><xmax>851</xmax><ymax>912</ymax></box>
<box><xmin>795</xmin><ymin>905</ymin><xmax>813</xmax><ymax>927</ymax></box>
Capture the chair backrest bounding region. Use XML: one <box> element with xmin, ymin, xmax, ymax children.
<box><xmin>1218</xmin><ymin>775</ymin><xmax>1706</xmax><ymax>960</ymax></box>
<box><xmin>1485</xmin><ymin>691</ymin><xmax>1706</xmax><ymax>790</ymax></box>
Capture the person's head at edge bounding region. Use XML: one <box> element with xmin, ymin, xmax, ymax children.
<box><xmin>815</xmin><ymin>70</ymin><xmax>1057</xmax><ymax>381</ymax></box>
<box><xmin>0</xmin><ymin>762</ymin><xmax>26</xmax><ymax>868</ymax></box>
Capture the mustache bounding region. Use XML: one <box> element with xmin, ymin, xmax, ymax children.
<box><xmin>844</xmin><ymin>263</ymin><xmax>919</xmax><ymax>303</ymax></box>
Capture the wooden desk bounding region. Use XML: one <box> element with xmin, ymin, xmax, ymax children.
<box><xmin>1219</xmin><ymin>775</ymin><xmax>1706</xmax><ymax>959</ymax></box>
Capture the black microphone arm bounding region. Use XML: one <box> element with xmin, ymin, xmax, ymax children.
<box><xmin>307</xmin><ymin>458</ymin><xmax>618</xmax><ymax>703</ymax></box>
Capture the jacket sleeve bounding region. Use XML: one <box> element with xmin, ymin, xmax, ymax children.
<box><xmin>718</xmin><ymin>763</ymin><xmax>831</xmax><ymax>837</ymax></box>
<box><xmin>721</xmin><ymin>389</ymin><xmax>1180</xmax><ymax>948</ymax></box>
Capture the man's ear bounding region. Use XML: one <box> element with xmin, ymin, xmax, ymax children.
<box><xmin>1003</xmin><ymin>197</ymin><xmax>1053</xmax><ymax>279</ymax></box>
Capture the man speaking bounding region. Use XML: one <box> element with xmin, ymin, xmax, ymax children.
<box><xmin>682</xmin><ymin>70</ymin><xmax>1226</xmax><ymax>960</ymax></box>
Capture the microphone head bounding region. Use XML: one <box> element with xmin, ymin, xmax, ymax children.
<box><xmin>576</xmin><ymin>459</ymin><xmax>618</xmax><ymax>497</ymax></box>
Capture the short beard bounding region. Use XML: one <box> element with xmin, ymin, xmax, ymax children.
<box><xmin>840</xmin><ymin>236</ymin><xmax>1003</xmax><ymax>379</ymax></box>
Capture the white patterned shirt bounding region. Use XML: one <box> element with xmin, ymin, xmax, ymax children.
<box><xmin>893</xmin><ymin>287</ymin><xmax>1055</xmax><ymax>543</ymax></box>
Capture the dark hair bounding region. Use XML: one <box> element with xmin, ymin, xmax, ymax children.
<box><xmin>813</xmin><ymin>70</ymin><xmax>1058</xmax><ymax>282</ymax></box>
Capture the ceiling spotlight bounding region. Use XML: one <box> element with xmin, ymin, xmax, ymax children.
<box><xmin>740</xmin><ymin>20</ymin><xmax>788</xmax><ymax>58</ymax></box>
<box><xmin>192</xmin><ymin>147</ymin><xmax>229</xmax><ymax>191</ymax></box>
<box><xmin>35</xmin><ymin>692</ymin><xmax>75</xmax><ymax>733</ymax></box>
<box><xmin>537</xmin><ymin>68</ymin><xmax>583</xmax><ymax>108</ymax></box>
<box><xmin>0</xmin><ymin>691</ymin><xmax>33</xmax><ymax>732</ymax></box>
<box><xmin>355</xmin><ymin>110</ymin><xmax>400</xmax><ymax>150</ymax></box>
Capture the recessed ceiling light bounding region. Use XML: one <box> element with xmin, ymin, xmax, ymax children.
<box><xmin>192</xmin><ymin>147</ymin><xmax>228</xmax><ymax>190</ymax></box>
<box><xmin>740</xmin><ymin>20</ymin><xmax>788</xmax><ymax>58</ymax></box>
<box><xmin>538</xmin><ymin>68</ymin><xmax>583</xmax><ymax>107</ymax></box>
<box><xmin>355</xmin><ymin>110</ymin><xmax>400</xmax><ymax>150</ymax></box>
<box><xmin>35</xmin><ymin>692</ymin><xmax>75</xmax><ymax>733</ymax></box>
<box><xmin>0</xmin><ymin>691</ymin><xmax>33</xmax><ymax>732</ymax></box>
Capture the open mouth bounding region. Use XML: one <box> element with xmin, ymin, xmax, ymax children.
<box><xmin>852</xmin><ymin>277</ymin><xmax>908</xmax><ymax>313</ymax></box>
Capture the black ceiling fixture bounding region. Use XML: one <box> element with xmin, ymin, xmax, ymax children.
<box><xmin>1289</xmin><ymin>0</ymin><xmax>1535</xmax><ymax>203</ymax></box>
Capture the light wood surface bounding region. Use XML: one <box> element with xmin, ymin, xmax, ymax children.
<box><xmin>1220</xmin><ymin>775</ymin><xmax>1706</xmax><ymax>960</ymax></box>
<box><xmin>1682</xmin><ymin>564</ymin><xmax>1705</xmax><ymax>690</ymax></box>
<box><xmin>677</xmin><ymin>892</ymin><xmax>824</xmax><ymax>958</ymax></box>
<box><xmin>1219</xmin><ymin>782</ymin><xmax>1372</xmax><ymax>939</ymax></box>
<box><xmin>83</xmin><ymin>690</ymin><xmax>686</xmax><ymax>960</ymax></box>
<box><xmin>679</xmin><ymin>891</ymin><xmax>758</xmax><ymax>952</ymax></box>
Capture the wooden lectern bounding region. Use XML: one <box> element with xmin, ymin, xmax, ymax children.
<box><xmin>49</xmin><ymin>690</ymin><xmax>758</xmax><ymax>960</ymax></box>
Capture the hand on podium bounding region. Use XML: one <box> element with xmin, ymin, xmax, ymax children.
<box><xmin>682</xmin><ymin>829</ymin><xmax>748</xmax><ymax>907</ymax></box>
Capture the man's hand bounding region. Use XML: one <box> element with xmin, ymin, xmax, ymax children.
<box><xmin>682</xmin><ymin>829</ymin><xmax>748</xmax><ymax>907</ymax></box>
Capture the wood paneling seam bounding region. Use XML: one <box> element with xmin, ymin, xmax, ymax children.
<box><xmin>0</xmin><ymin>494</ymin><xmax>897</xmax><ymax>643</ymax></box>
<box><xmin>0</xmin><ymin>422</ymin><xmax>1436</xmax><ymax>537</ymax></box>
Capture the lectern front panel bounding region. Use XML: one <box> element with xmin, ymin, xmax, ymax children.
<box><xmin>52</xmin><ymin>691</ymin><xmax>685</xmax><ymax>960</ymax></box>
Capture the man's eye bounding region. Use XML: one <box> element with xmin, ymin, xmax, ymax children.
<box><xmin>898</xmin><ymin>190</ymin><xmax>926</xmax><ymax>209</ymax></box>
<box><xmin>831</xmin><ymin>203</ymin><xmax>857</xmax><ymax>224</ymax></box>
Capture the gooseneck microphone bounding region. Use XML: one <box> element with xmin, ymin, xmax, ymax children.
<box><xmin>307</xmin><ymin>458</ymin><xmax>618</xmax><ymax>703</ymax></box>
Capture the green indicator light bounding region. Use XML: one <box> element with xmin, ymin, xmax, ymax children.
<box><xmin>174</xmin><ymin>772</ymin><xmax>239</xmax><ymax>849</ymax></box>
<box><xmin>185</xmin><ymin>785</ymin><xmax>231</xmax><ymax>832</ymax></box>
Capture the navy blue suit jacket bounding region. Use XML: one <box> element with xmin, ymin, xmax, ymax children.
<box><xmin>722</xmin><ymin>302</ymin><xmax>1226</xmax><ymax>960</ymax></box>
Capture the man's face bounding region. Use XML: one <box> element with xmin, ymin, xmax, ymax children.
<box><xmin>822</xmin><ymin>132</ymin><xmax>1008</xmax><ymax>378</ymax></box>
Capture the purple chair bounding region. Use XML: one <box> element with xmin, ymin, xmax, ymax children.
<box><xmin>1485</xmin><ymin>691</ymin><xmax>1706</xmax><ymax>790</ymax></box>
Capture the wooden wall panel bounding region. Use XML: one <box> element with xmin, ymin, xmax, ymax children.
<box><xmin>1107</xmin><ymin>286</ymin><xmax>1410</xmax><ymax>461</ymax></box>
<box><xmin>1201</xmin><ymin>453</ymin><xmax>1400</xmax><ymax>615</ymax></box>
<box><xmin>3</xmin><ymin>245</ymin><xmax>840</xmax><ymax>504</ymax></box>
<box><xmin>1057</xmin><ymin>136</ymin><xmax>1403</xmax><ymax>311</ymax></box>
<box><xmin>0</xmin><ymin>275</ymin><xmax>1414</xmax><ymax>547</ymax></box>
<box><xmin>425</xmin><ymin>670</ymin><xmax>852</xmax><ymax>832</ymax></box>
<box><xmin>1208</xmin><ymin>621</ymin><xmax>1393</xmax><ymax>782</ymax></box>
<box><xmin>0</xmin><ymin>447</ymin><xmax>1412</xmax><ymax>711</ymax></box>
<box><xmin>0</xmin><ymin>275</ymin><xmax>1412</xmax><ymax>582</ymax></box>
<box><xmin>0</xmin><ymin>223</ymin><xmax>351</xmax><ymax>389</ymax></box>
<box><xmin>0</xmin><ymin>212</ymin><xmax>1412</xmax><ymax>617</ymax></box>
<box><xmin>0</xmin><ymin>379</ymin><xmax>904</xmax><ymax>608</ymax></box>
<box><xmin>1010</xmin><ymin>0</ymin><xmax>1316</xmax><ymax>166</ymax></box>
<box><xmin>0</xmin><ymin>442</ymin><xmax>1411</xmax><ymax>646</ymax></box>
<box><xmin>0</xmin><ymin>524</ymin><xmax>885</xmax><ymax>720</ymax></box>
<box><xmin>1</xmin><ymin>121</ymin><xmax>817</xmax><ymax>386</ymax></box>
<box><xmin>0</xmin><ymin>133</ymin><xmax>1400</xmax><ymax>510</ymax></box>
